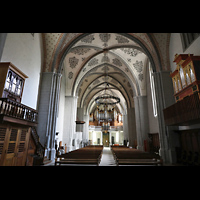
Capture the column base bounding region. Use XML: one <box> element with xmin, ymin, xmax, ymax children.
<box><xmin>137</xmin><ymin>145</ymin><xmax>144</xmax><ymax>151</ymax></box>
<box><xmin>159</xmin><ymin>148</ymin><xmax>172</xmax><ymax>164</ymax></box>
<box><xmin>45</xmin><ymin>148</ymin><xmax>56</xmax><ymax>160</ymax></box>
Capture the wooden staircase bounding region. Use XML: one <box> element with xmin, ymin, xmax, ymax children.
<box><xmin>31</xmin><ymin>127</ymin><xmax>45</xmax><ymax>165</ymax></box>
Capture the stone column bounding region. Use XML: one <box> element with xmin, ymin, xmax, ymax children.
<box><xmin>76</xmin><ymin>107</ymin><xmax>84</xmax><ymax>148</ymax></box>
<box><xmin>153</xmin><ymin>71</ymin><xmax>177</xmax><ymax>164</ymax></box>
<box><xmin>122</xmin><ymin>113</ymin><xmax>129</xmax><ymax>142</ymax></box>
<box><xmin>62</xmin><ymin>96</ymin><xmax>78</xmax><ymax>152</ymax></box>
<box><xmin>76</xmin><ymin>107</ymin><xmax>84</xmax><ymax>132</ymax></box>
<box><xmin>0</xmin><ymin>33</ymin><xmax>7</xmax><ymax>61</ymax></box>
<box><xmin>76</xmin><ymin>108</ymin><xmax>90</xmax><ymax>146</ymax></box>
<box><xmin>134</xmin><ymin>96</ymin><xmax>149</xmax><ymax>150</ymax></box>
<box><xmin>101</xmin><ymin>131</ymin><xmax>103</xmax><ymax>145</ymax></box>
<box><xmin>127</xmin><ymin>107</ymin><xmax>137</xmax><ymax>148</ymax></box>
<box><xmin>37</xmin><ymin>72</ymin><xmax>62</xmax><ymax>160</ymax></box>
<box><xmin>83</xmin><ymin>114</ymin><xmax>89</xmax><ymax>144</ymax></box>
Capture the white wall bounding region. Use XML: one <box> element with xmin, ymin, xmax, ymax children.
<box><xmin>1</xmin><ymin>33</ymin><xmax>43</xmax><ymax>109</ymax></box>
<box><xmin>110</xmin><ymin>131</ymin><xmax>124</xmax><ymax>145</ymax></box>
<box><xmin>169</xmin><ymin>33</ymin><xmax>200</xmax><ymax>71</ymax></box>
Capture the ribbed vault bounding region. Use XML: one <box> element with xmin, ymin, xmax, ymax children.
<box><xmin>61</xmin><ymin>33</ymin><xmax>151</xmax><ymax>114</ymax></box>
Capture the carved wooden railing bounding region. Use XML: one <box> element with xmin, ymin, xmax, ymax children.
<box><xmin>0</xmin><ymin>98</ymin><xmax>38</xmax><ymax>123</ymax></box>
<box><xmin>163</xmin><ymin>92</ymin><xmax>200</xmax><ymax>126</ymax></box>
<box><xmin>31</xmin><ymin>127</ymin><xmax>45</xmax><ymax>164</ymax></box>
<box><xmin>0</xmin><ymin>98</ymin><xmax>45</xmax><ymax>165</ymax></box>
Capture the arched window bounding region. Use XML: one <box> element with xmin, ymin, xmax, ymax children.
<box><xmin>181</xmin><ymin>33</ymin><xmax>200</xmax><ymax>51</ymax></box>
<box><xmin>149</xmin><ymin>63</ymin><xmax>157</xmax><ymax>117</ymax></box>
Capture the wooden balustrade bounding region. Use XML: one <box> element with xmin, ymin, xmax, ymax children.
<box><xmin>163</xmin><ymin>92</ymin><xmax>200</xmax><ymax>126</ymax></box>
<box><xmin>0</xmin><ymin>98</ymin><xmax>38</xmax><ymax>125</ymax></box>
<box><xmin>31</xmin><ymin>127</ymin><xmax>45</xmax><ymax>161</ymax></box>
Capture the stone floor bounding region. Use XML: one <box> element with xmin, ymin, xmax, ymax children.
<box><xmin>99</xmin><ymin>147</ymin><xmax>117</xmax><ymax>166</ymax></box>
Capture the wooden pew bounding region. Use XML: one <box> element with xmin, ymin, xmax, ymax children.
<box><xmin>116</xmin><ymin>158</ymin><xmax>162</xmax><ymax>166</ymax></box>
<box><xmin>55</xmin><ymin>158</ymin><xmax>101</xmax><ymax>166</ymax></box>
<box><xmin>111</xmin><ymin>146</ymin><xmax>162</xmax><ymax>166</ymax></box>
<box><xmin>55</xmin><ymin>145</ymin><xmax>103</xmax><ymax>166</ymax></box>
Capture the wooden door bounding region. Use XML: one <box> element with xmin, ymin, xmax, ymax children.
<box><xmin>103</xmin><ymin>132</ymin><xmax>109</xmax><ymax>147</ymax></box>
<box><xmin>14</xmin><ymin>128</ymin><xmax>30</xmax><ymax>166</ymax></box>
<box><xmin>2</xmin><ymin>127</ymin><xmax>30</xmax><ymax>166</ymax></box>
<box><xmin>0</xmin><ymin>126</ymin><xmax>10</xmax><ymax>165</ymax></box>
<box><xmin>4</xmin><ymin>127</ymin><xmax>18</xmax><ymax>166</ymax></box>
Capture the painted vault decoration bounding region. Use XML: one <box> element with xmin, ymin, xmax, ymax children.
<box><xmin>133</xmin><ymin>60</ymin><xmax>143</xmax><ymax>73</ymax></box>
<box><xmin>61</xmin><ymin>33</ymin><xmax>149</xmax><ymax>114</ymax></box>
<box><xmin>69</xmin><ymin>57</ymin><xmax>79</xmax><ymax>69</ymax></box>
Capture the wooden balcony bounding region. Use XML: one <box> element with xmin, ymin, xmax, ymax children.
<box><xmin>0</xmin><ymin>98</ymin><xmax>38</xmax><ymax>126</ymax></box>
<box><xmin>163</xmin><ymin>92</ymin><xmax>200</xmax><ymax>126</ymax></box>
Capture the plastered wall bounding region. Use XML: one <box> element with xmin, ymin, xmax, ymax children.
<box><xmin>1</xmin><ymin>33</ymin><xmax>43</xmax><ymax>109</ymax></box>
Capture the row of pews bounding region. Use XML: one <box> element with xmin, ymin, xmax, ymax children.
<box><xmin>55</xmin><ymin>145</ymin><xmax>103</xmax><ymax>166</ymax></box>
<box><xmin>55</xmin><ymin>145</ymin><xmax>162</xmax><ymax>166</ymax></box>
<box><xmin>111</xmin><ymin>146</ymin><xmax>163</xmax><ymax>166</ymax></box>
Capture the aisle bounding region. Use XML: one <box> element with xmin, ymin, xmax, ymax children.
<box><xmin>99</xmin><ymin>147</ymin><xmax>116</xmax><ymax>166</ymax></box>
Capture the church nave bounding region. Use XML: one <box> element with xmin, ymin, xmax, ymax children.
<box><xmin>1</xmin><ymin>33</ymin><xmax>200</xmax><ymax>166</ymax></box>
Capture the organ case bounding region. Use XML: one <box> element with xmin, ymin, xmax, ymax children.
<box><xmin>0</xmin><ymin>62</ymin><xmax>28</xmax><ymax>103</ymax></box>
<box><xmin>170</xmin><ymin>54</ymin><xmax>200</xmax><ymax>102</ymax></box>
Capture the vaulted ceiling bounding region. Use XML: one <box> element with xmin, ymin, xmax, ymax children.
<box><xmin>41</xmin><ymin>32</ymin><xmax>171</xmax><ymax>115</ymax></box>
<box><xmin>62</xmin><ymin>33</ymin><xmax>149</xmax><ymax>114</ymax></box>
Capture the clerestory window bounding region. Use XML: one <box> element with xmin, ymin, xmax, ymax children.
<box><xmin>181</xmin><ymin>33</ymin><xmax>200</xmax><ymax>51</ymax></box>
<box><xmin>149</xmin><ymin>63</ymin><xmax>157</xmax><ymax>117</ymax></box>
